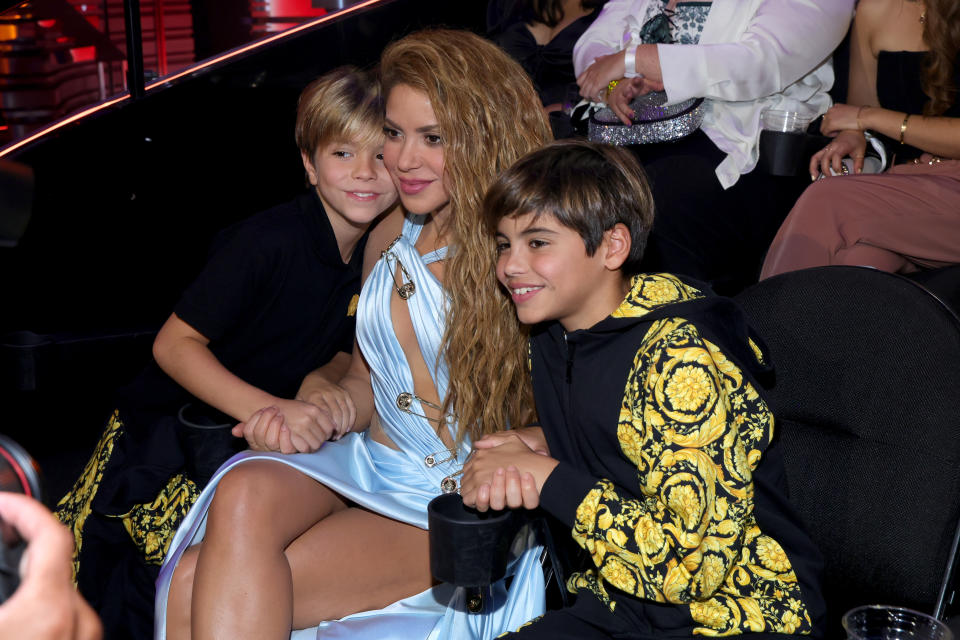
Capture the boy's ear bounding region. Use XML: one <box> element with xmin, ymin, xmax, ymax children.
<box><xmin>602</xmin><ymin>223</ymin><xmax>631</xmax><ymax>271</ymax></box>
<box><xmin>301</xmin><ymin>151</ymin><xmax>319</xmax><ymax>186</ymax></box>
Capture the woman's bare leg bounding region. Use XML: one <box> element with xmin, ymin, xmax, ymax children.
<box><xmin>286</xmin><ymin>507</ymin><xmax>433</xmax><ymax>627</ymax></box>
<box><xmin>186</xmin><ymin>460</ymin><xmax>349</xmax><ymax>640</ymax></box>
<box><xmin>167</xmin><ymin>546</ymin><xmax>200</xmax><ymax>639</ymax></box>
<box><xmin>165</xmin><ymin>460</ymin><xmax>434</xmax><ymax>639</ymax></box>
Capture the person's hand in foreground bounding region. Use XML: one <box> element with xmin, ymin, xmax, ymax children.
<box><xmin>0</xmin><ymin>492</ymin><xmax>102</xmax><ymax>640</ymax></box>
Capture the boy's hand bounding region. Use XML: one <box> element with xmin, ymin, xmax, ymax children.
<box><xmin>233</xmin><ymin>407</ymin><xmax>293</xmax><ymax>453</ymax></box>
<box><xmin>476</xmin><ymin>466</ymin><xmax>540</xmax><ymax>512</ymax></box>
<box><xmin>296</xmin><ymin>379</ymin><xmax>356</xmax><ymax>439</ymax></box>
<box><xmin>232</xmin><ymin>399</ymin><xmax>337</xmax><ymax>454</ymax></box>
<box><xmin>461</xmin><ymin>434</ymin><xmax>558</xmax><ymax>512</ymax></box>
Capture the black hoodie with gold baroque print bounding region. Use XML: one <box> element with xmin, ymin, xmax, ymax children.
<box><xmin>532</xmin><ymin>273</ymin><xmax>826</xmax><ymax>639</ymax></box>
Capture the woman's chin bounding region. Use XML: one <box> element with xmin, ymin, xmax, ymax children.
<box><xmin>400</xmin><ymin>199</ymin><xmax>451</xmax><ymax>219</ymax></box>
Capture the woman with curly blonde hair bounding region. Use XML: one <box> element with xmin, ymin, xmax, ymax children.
<box><xmin>155</xmin><ymin>29</ymin><xmax>552</xmax><ymax>640</ymax></box>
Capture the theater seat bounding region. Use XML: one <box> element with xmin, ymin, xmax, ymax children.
<box><xmin>735</xmin><ymin>266</ymin><xmax>960</xmax><ymax>634</ymax></box>
<box><xmin>905</xmin><ymin>264</ymin><xmax>960</xmax><ymax>316</ymax></box>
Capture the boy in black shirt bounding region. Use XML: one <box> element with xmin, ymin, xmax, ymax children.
<box><xmin>461</xmin><ymin>141</ymin><xmax>825</xmax><ymax>639</ymax></box>
<box><xmin>56</xmin><ymin>66</ymin><xmax>396</xmax><ymax>639</ymax></box>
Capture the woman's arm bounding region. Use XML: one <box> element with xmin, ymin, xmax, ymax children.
<box><xmin>589</xmin><ymin>0</ymin><xmax>854</xmax><ymax>118</ymax></box>
<box><xmin>846</xmin><ymin>0</ymin><xmax>880</xmax><ymax>108</ymax></box>
<box><xmin>810</xmin><ymin>0</ymin><xmax>882</xmax><ymax>177</ymax></box>
<box><xmin>572</xmin><ymin>0</ymin><xmax>639</xmax><ymax>76</ymax></box>
<box><xmin>834</xmin><ymin>106</ymin><xmax>960</xmax><ymax>160</ymax></box>
<box><xmin>153</xmin><ymin>314</ymin><xmax>337</xmax><ymax>452</ymax></box>
<box><xmin>815</xmin><ymin>0</ymin><xmax>960</xmax><ymax>166</ymax></box>
<box><xmin>295</xmin><ymin>352</ymin><xmax>353</xmax><ymax>433</ymax></box>
<box><xmin>657</xmin><ymin>0</ymin><xmax>854</xmax><ymax>104</ymax></box>
<box><xmin>292</xmin><ymin>206</ymin><xmax>406</xmax><ymax>436</ymax></box>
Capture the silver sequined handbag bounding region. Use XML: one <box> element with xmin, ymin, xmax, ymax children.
<box><xmin>588</xmin><ymin>91</ymin><xmax>705</xmax><ymax>146</ymax></box>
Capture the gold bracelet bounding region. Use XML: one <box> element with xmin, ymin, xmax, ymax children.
<box><xmin>899</xmin><ymin>113</ymin><xmax>911</xmax><ymax>145</ymax></box>
<box><xmin>857</xmin><ymin>105</ymin><xmax>868</xmax><ymax>131</ymax></box>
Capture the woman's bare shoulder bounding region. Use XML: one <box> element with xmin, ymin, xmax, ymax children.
<box><xmin>854</xmin><ymin>0</ymin><xmax>925</xmax><ymax>55</ymax></box>
<box><xmin>855</xmin><ymin>0</ymin><xmax>911</xmax><ymax>29</ymax></box>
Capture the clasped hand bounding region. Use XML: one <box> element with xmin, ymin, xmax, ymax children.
<box><xmin>577</xmin><ymin>50</ymin><xmax>626</xmax><ymax>102</ymax></box>
<box><xmin>232</xmin><ymin>381</ymin><xmax>356</xmax><ymax>454</ymax></box>
<box><xmin>576</xmin><ymin>45</ymin><xmax>664</xmax><ymax>125</ymax></box>
<box><xmin>460</xmin><ymin>428</ymin><xmax>558</xmax><ymax>513</ymax></box>
<box><xmin>607</xmin><ymin>76</ymin><xmax>665</xmax><ymax>125</ymax></box>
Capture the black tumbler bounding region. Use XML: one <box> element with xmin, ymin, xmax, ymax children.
<box><xmin>427</xmin><ymin>493</ymin><xmax>523</xmax><ymax>588</ymax></box>
<box><xmin>757</xmin><ymin>130</ymin><xmax>809</xmax><ymax>176</ymax></box>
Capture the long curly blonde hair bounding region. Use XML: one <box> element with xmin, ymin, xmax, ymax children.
<box><xmin>380</xmin><ymin>29</ymin><xmax>552</xmax><ymax>443</ymax></box>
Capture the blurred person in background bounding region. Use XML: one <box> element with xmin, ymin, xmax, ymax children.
<box><xmin>574</xmin><ymin>0</ymin><xmax>854</xmax><ymax>294</ymax></box>
<box><xmin>762</xmin><ymin>0</ymin><xmax>960</xmax><ymax>279</ymax></box>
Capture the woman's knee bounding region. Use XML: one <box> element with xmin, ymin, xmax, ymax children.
<box><xmin>205</xmin><ymin>461</ymin><xmax>294</xmax><ymax>535</ymax></box>
<box><xmin>205</xmin><ymin>460</ymin><xmax>344</xmax><ymax>546</ymax></box>
<box><xmin>789</xmin><ymin>179</ymin><xmax>847</xmax><ymax>224</ymax></box>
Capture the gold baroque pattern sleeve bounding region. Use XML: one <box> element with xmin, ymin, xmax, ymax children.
<box><xmin>569</xmin><ymin>319</ymin><xmax>814</xmax><ymax>636</ymax></box>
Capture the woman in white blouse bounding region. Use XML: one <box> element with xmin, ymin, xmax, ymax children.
<box><xmin>573</xmin><ymin>0</ymin><xmax>854</xmax><ymax>293</ymax></box>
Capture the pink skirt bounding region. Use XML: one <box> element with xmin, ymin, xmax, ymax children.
<box><xmin>761</xmin><ymin>158</ymin><xmax>960</xmax><ymax>278</ymax></box>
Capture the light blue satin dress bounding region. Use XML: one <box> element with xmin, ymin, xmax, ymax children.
<box><xmin>154</xmin><ymin>214</ymin><xmax>545</xmax><ymax>639</ymax></box>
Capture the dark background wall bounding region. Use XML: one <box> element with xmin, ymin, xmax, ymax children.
<box><xmin>0</xmin><ymin>0</ymin><xmax>487</xmax><ymax>501</ymax></box>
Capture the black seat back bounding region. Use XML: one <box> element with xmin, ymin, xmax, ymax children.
<box><xmin>736</xmin><ymin>266</ymin><xmax>960</xmax><ymax>632</ymax></box>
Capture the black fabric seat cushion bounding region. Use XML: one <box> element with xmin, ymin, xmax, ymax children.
<box><xmin>736</xmin><ymin>266</ymin><xmax>960</xmax><ymax>629</ymax></box>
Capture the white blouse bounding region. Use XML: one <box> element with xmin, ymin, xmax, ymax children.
<box><xmin>574</xmin><ymin>0</ymin><xmax>855</xmax><ymax>188</ymax></box>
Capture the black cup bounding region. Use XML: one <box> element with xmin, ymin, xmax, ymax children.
<box><xmin>427</xmin><ymin>493</ymin><xmax>523</xmax><ymax>588</ymax></box>
<box><xmin>758</xmin><ymin>130</ymin><xmax>809</xmax><ymax>176</ymax></box>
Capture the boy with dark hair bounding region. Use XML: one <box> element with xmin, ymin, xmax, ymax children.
<box><xmin>461</xmin><ymin>140</ymin><xmax>825</xmax><ymax>639</ymax></box>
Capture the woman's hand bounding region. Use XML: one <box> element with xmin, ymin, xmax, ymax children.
<box><xmin>232</xmin><ymin>399</ymin><xmax>338</xmax><ymax>454</ymax></box>
<box><xmin>608</xmin><ymin>76</ymin><xmax>665</xmax><ymax>125</ymax></box>
<box><xmin>473</xmin><ymin>426</ymin><xmax>549</xmax><ymax>456</ymax></box>
<box><xmin>577</xmin><ymin>50</ymin><xmax>625</xmax><ymax>102</ymax></box>
<box><xmin>809</xmin><ymin>129</ymin><xmax>867</xmax><ymax>179</ymax></box>
<box><xmin>296</xmin><ymin>378</ymin><xmax>357</xmax><ymax>440</ymax></box>
<box><xmin>820</xmin><ymin>103</ymin><xmax>864</xmax><ymax>136</ymax></box>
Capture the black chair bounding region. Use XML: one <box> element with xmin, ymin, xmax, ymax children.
<box><xmin>735</xmin><ymin>266</ymin><xmax>960</xmax><ymax>634</ymax></box>
<box><xmin>906</xmin><ymin>264</ymin><xmax>960</xmax><ymax>317</ymax></box>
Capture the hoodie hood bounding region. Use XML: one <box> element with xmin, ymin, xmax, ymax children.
<box><xmin>566</xmin><ymin>273</ymin><xmax>774</xmax><ymax>389</ymax></box>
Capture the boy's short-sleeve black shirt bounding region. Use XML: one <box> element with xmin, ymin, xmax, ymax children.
<box><xmin>168</xmin><ymin>189</ymin><xmax>365</xmax><ymax>402</ymax></box>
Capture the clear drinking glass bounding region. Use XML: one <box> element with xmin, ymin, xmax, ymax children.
<box><xmin>843</xmin><ymin>605</ymin><xmax>953</xmax><ymax>640</ymax></box>
<box><xmin>761</xmin><ymin>109</ymin><xmax>813</xmax><ymax>133</ymax></box>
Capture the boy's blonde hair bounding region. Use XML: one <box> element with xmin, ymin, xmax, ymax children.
<box><xmin>295</xmin><ymin>66</ymin><xmax>383</xmax><ymax>156</ymax></box>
